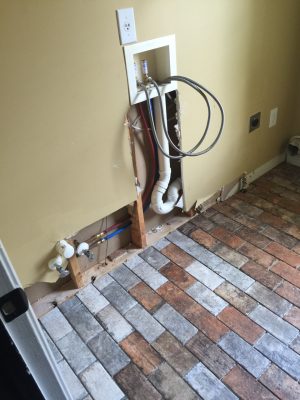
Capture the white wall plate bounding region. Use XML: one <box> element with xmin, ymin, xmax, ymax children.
<box><xmin>123</xmin><ymin>35</ymin><xmax>177</xmax><ymax>105</ymax></box>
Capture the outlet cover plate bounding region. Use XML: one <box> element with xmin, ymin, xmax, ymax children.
<box><xmin>249</xmin><ymin>112</ymin><xmax>261</xmax><ymax>133</ymax></box>
<box><xmin>116</xmin><ymin>8</ymin><xmax>137</xmax><ymax>45</ymax></box>
<box><xmin>269</xmin><ymin>107</ymin><xmax>278</xmax><ymax>128</ymax></box>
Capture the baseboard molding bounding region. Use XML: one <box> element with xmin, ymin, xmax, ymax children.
<box><xmin>224</xmin><ymin>153</ymin><xmax>285</xmax><ymax>200</ymax></box>
<box><xmin>197</xmin><ymin>153</ymin><xmax>285</xmax><ymax>211</ymax></box>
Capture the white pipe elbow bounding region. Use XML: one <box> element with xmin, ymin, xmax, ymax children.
<box><xmin>151</xmin><ymin>177</ymin><xmax>182</xmax><ymax>215</ymax></box>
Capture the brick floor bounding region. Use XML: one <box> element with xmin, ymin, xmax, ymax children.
<box><xmin>40</xmin><ymin>163</ymin><xmax>300</xmax><ymax>400</ymax></box>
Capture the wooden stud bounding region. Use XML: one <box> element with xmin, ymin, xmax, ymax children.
<box><xmin>131</xmin><ymin>192</ymin><xmax>147</xmax><ymax>248</ymax></box>
<box><xmin>68</xmin><ymin>241</ymin><xmax>85</xmax><ymax>288</ymax></box>
<box><xmin>127</xmin><ymin>116</ymin><xmax>147</xmax><ymax>248</ymax></box>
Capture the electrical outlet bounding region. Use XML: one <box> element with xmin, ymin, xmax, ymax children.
<box><xmin>269</xmin><ymin>107</ymin><xmax>278</xmax><ymax>128</ymax></box>
<box><xmin>116</xmin><ymin>8</ymin><xmax>137</xmax><ymax>45</ymax></box>
<box><xmin>249</xmin><ymin>112</ymin><xmax>261</xmax><ymax>133</ymax></box>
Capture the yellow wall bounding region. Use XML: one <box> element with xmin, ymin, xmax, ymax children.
<box><xmin>1</xmin><ymin>0</ymin><xmax>300</xmax><ymax>286</ymax></box>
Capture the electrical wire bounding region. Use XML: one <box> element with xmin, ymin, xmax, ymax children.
<box><xmin>140</xmin><ymin>75</ymin><xmax>224</xmax><ymax>160</ymax></box>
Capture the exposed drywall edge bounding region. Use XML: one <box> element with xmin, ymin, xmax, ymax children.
<box><xmin>196</xmin><ymin>153</ymin><xmax>285</xmax><ymax>210</ymax></box>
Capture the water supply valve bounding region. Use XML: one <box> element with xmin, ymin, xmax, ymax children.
<box><xmin>76</xmin><ymin>242</ymin><xmax>95</xmax><ymax>261</ymax></box>
<box><xmin>48</xmin><ymin>255</ymin><xmax>70</xmax><ymax>278</ymax></box>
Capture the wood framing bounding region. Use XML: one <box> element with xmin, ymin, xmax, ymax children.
<box><xmin>131</xmin><ymin>192</ymin><xmax>147</xmax><ymax>248</ymax></box>
<box><xmin>67</xmin><ymin>241</ymin><xmax>85</xmax><ymax>289</ymax></box>
<box><xmin>127</xmin><ymin>116</ymin><xmax>147</xmax><ymax>249</ymax></box>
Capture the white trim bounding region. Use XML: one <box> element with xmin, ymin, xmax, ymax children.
<box><xmin>247</xmin><ymin>153</ymin><xmax>285</xmax><ymax>183</ymax></box>
<box><xmin>224</xmin><ymin>153</ymin><xmax>285</xmax><ymax>200</ymax></box>
<box><xmin>0</xmin><ymin>241</ymin><xmax>72</xmax><ymax>400</ymax></box>
<box><xmin>123</xmin><ymin>35</ymin><xmax>177</xmax><ymax>105</ymax></box>
<box><xmin>195</xmin><ymin>153</ymin><xmax>285</xmax><ymax>208</ymax></box>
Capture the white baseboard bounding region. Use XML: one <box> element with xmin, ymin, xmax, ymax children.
<box><xmin>224</xmin><ymin>153</ymin><xmax>285</xmax><ymax>200</ymax></box>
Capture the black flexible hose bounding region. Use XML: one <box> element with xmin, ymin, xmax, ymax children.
<box><xmin>140</xmin><ymin>75</ymin><xmax>224</xmax><ymax>160</ymax></box>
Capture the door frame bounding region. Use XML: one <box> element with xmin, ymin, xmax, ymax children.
<box><xmin>0</xmin><ymin>240</ymin><xmax>72</xmax><ymax>400</ymax></box>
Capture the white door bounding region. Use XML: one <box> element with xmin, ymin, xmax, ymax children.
<box><xmin>0</xmin><ymin>240</ymin><xmax>72</xmax><ymax>400</ymax></box>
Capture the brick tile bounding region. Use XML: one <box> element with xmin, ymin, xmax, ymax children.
<box><xmin>210</xmin><ymin>226</ymin><xmax>245</xmax><ymax>249</ymax></box>
<box><xmin>210</xmin><ymin>212</ymin><xmax>241</xmax><ymax>232</ymax></box>
<box><xmin>249</xmin><ymin>305</ymin><xmax>298</xmax><ymax>345</ymax></box>
<box><xmin>152</xmin><ymin>331</ymin><xmax>198</xmax><ymax>376</ymax></box>
<box><xmin>271</xmin><ymin>261</ymin><xmax>300</xmax><ymax>288</ymax></box>
<box><xmin>124</xmin><ymin>254</ymin><xmax>144</xmax><ymax>270</ymax></box>
<box><xmin>129</xmin><ymin>282</ymin><xmax>164</xmax><ymax>313</ymax></box>
<box><xmin>291</xmin><ymin>335</ymin><xmax>300</xmax><ymax>354</ymax></box>
<box><xmin>238</xmin><ymin>242</ymin><xmax>275</xmax><ymax>268</ymax></box>
<box><xmin>149</xmin><ymin>362</ymin><xmax>198</xmax><ymax>400</ymax></box>
<box><xmin>161</xmin><ymin>243</ymin><xmax>195</xmax><ymax>268</ymax></box>
<box><xmin>215</xmin><ymin>282</ymin><xmax>257</xmax><ymax>314</ymax></box>
<box><xmin>154</xmin><ymin>303</ymin><xmax>197</xmax><ymax>344</ymax></box>
<box><xmin>167</xmin><ymin>230</ymin><xmax>223</xmax><ymax>268</ymax></box>
<box><xmin>223</xmin><ymin>365</ymin><xmax>277</xmax><ymax>400</ymax></box>
<box><xmin>178</xmin><ymin>221</ymin><xmax>198</xmax><ymax>236</ymax></box>
<box><xmin>218</xmin><ymin>306</ymin><xmax>264</xmax><ymax>344</ymax></box>
<box><xmin>236</xmin><ymin>226</ymin><xmax>271</xmax><ymax>249</ymax></box>
<box><xmin>115</xmin><ymin>363</ymin><xmax>162</xmax><ymax>400</ymax></box>
<box><xmin>186</xmin><ymin>362</ymin><xmax>238</xmax><ymax>400</ymax></box>
<box><xmin>157</xmin><ymin>282</ymin><xmax>229</xmax><ymax>342</ymax></box>
<box><xmin>260</xmin><ymin>364</ymin><xmax>300</xmax><ymax>400</ymax></box>
<box><xmin>186</xmin><ymin>331</ymin><xmax>235</xmax><ymax>378</ymax></box>
<box><xmin>157</xmin><ymin>282</ymin><xmax>196</xmax><ymax>314</ymax></box>
<box><xmin>58</xmin><ymin>360</ymin><xmax>88</xmax><ymax>400</ymax></box>
<box><xmin>56</xmin><ymin>331</ymin><xmax>96</xmax><ymax>374</ymax></box>
<box><xmin>191</xmin><ymin>214</ymin><xmax>217</xmax><ymax>231</ymax></box>
<box><xmin>215</xmin><ymin>204</ymin><xmax>264</xmax><ymax>230</ymax></box>
<box><xmin>292</xmin><ymin>242</ymin><xmax>300</xmax><ymax>256</ymax></box>
<box><xmin>246</xmin><ymin>282</ymin><xmax>291</xmax><ymax>317</ymax></box>
<box><xmin>261</xmin><ymin>225</ymin><xmax>298</xmax><ymax>249</ymax></box>
<box><xmin>93</xmin><ymin>274</ymin><xmax>114</xmax><ymax>291</ymax></box>
<box><xmin>120</xmin><ymin>332</ymin><xmax>162</xmax><ymax>375</ymax></box>
<box><xmin>212</xmin><ymin>261</ymin><xmax>255</xmax><ymax>291</ymax></box>
<box><xmin>187</xmin><ymin>282</ymin><xmax>228</xmax><ymax>315</ymax></box>
<box><xmin>265</xmin><ymin>242</ymin><xmax>300</xmax><ymax>267</ymax></box>
<box><xmin>88</xmin><ymin>331</ymin><xmax>130</xmax><ymax>376</ymax></box>
<box><xmin>167</xmin><ymin>230</ymin><xmax>200</xmax><ymax>254</ymax></box>
<box><xmin>101</xmin><ymin>281</ymin><xmax>137</xmax><ymax>315</ymax></box>
<box><xmin>42</xmin><ymin>329</ymin><xmax>63</xmax><ymax>362</ymax></box>
<box><xmin>286</xmin><ymin>224</ymin><xmax>300</xmax><ymax>241</ymax></box>
<box><xmin>255</xmin><ymin>333</ymin><xmax>300</xmax><ymax>380</ymax></box>
<box><xmin>190</xmin><ymin>229</ymin><xmax>219</xmax><ymax>250</ymax></box>
<box><xmin>40</xmin><ymin>307</ymin><xmax>73</xmax><ymax>342</ymax></box>
<box><xmin>241</xmin><ymin>261</ymin><xmax>282</xmax><ymax>290</ymax></box>
<box><xmin>125</xmin><ymin>304</ymin><xmax>165</xmax><ymax>343</ymax></box>
<box><xmin>204</xmin><ymin>207</ymin><xmax>217</xmax><ymax>217</ymax></box>
<box><xmin>214</xmin><ymin>244</ymin><xmax>249</xmax><ymax>268</ymax></box>
<box><xmin>284</xmin><ymin>306</ymin><xmax>300</xmax><ymax>329</ymax></box>
<box><xmin>153</xmin><ymin>237</ymin><xmax>170</xmax><ymax>251</ymax></box>
<box><xmin>259</xmin><ymin>211</ymin><xmax>290</xmax><ymax>230</ymax></box>
<box><xmin>275</xmin><ymin>281</ymin><xmax>300</xmax><ymax>307</ymax></box>
<box><xmin>219</xmin><ymin>332</ymin><xmax>270</xmax><ymax>378</ymax></box>
<box><xmin>227</xmin><ymin>197</ymin><xmax>264</xmax><ymax>218</ymax></box>
<box><xmin>132</xmin><ymin>261</ymin><xmax>168</xmax><ymax>290</ymax></box>
<box><xmin>80</xmin><ymin>362</ymin><xmax>124</xmax><ymax>400</ymax></box>
<box><xmin>59</xmin><ymin>296</ymin><xmax>102</xmax><ymax>343</ymax></box>
<box><xmin>96</xmin><ymin>305</ymin><xmax>133</xmax><ymax>342</ymax></box>
<box><xmin>160</xmin><ymin>261</ymin><xmax>196</xmax><ymax>290</ymax></box>
<box><xmin>186</xmin><ymin>260</ymin><xmax>224</xmax><ymax>290</ymax></box>
<box><xmin>76</xmin><ymin>284</ymin><xmax>109</xmax><ymax>315</ymax></box>
<box><xmin>109</xmin><ymin>264</ymin><xmax>141</xmax><ymax>290</ymax></box>
<box><xmin>139</xmin><ymin>246</ymin><xmax>169</xmax><ymax>270</ymax></box>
